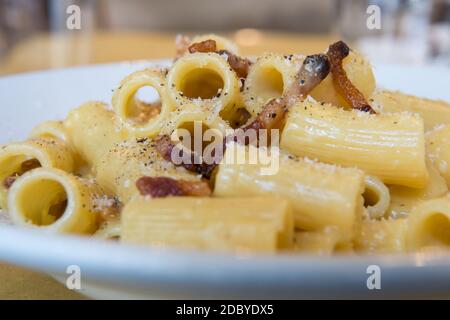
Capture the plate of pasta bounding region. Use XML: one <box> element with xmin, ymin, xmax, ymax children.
<box><xmin>1</xmin><ymin>35</ymin><xmax>450</xmax><ymax>299</ymax></box>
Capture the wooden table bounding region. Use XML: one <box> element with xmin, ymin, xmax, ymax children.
<box><xmin>0</xmin><ymin>31</ymin><xmax>335</xmax><ymax>299</ymax></box>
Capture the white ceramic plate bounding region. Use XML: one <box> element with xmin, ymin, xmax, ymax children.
<box><xmin>1</xmin><ymin>61</ymin><xmax>450</xmax><ymax>299</ymax></box>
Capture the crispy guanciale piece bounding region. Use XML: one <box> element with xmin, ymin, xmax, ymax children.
<box><xmin>154</xmin><ymin>135</ymin><xmax>216</xmax><ymax>178</ymax></box>
<box><xmin>217</xmin><ymin>49</ymin><xmax>252</xmax><ymax>78</ymax></box>
<box><xmin>136</xmin><ymin>176</ymin><xmax>212</xmax><ymax>198</ymax></box>
<box><xmin>21</xmin><ymin>158</ymin><xmax>41</xmax><ymax>172</ymax></box>
<box><xmin>188</xmin><ymin>39</ymin><xmax>252</xmax><ymax>78</ymax></box>
<box><xmin>188</xmin><ymin>39</ymin><xmax>217</xmax><ymax>53</ymax></box>
<box><xmin>243</xmin><ymin>53</ymin><xmax>331</xmax><ymax>132</ymax></box>
<box><xmin>155</xmin><ymin>54</ymin><xmax>331</xmax><ymax>179</ymax></box>
<box><xmin>327</xmin><ymin>41</ymin><xmax>376</xmax><ymax>114</ymax></box>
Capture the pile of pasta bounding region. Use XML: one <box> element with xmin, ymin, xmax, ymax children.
<box><xmin>1</xmin><ymin>34</ymin><xmax>450</xmax><ymax>255</ymax></box>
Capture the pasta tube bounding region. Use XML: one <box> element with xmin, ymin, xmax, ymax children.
<box><xmin>0</xmin><ymin>138</ymin><xmax>74</xmax><ymax>208</ymax></box>
<box><xmin>281</xmin><ymin>99</ymin><xmax>428</xmax><ymax>188</ymax></box>
<box><xmin>293</xmin><ymin>227</ymin><xmax>343</xmax><ymax>256</ymax></box>
<box><xmin>363</xmin><ymin>175</ymin><xmax>390</xmax><ymax>219</ymax></box>
<box><xmin>121</xmin><ymin>197</ymin><xmax>293</xmax><ymax>252</ymax></box>
<box><xmin>371</xmin><ymin>90</ymin><xmax>450</xmax><ymax>131</ymax></box>
<box><xmin>214</xmin><ymin>143</ymin><xmax>365</xmax><ymax>235</ymax></box>
<box><xmin>95</xmin><ymin>138</ymin><xmax>202</xmax><ymax>203</ymax></box>
<box><xmin>388</xmin><ymin>158</ymin><xmax>448</xmax><ymax>218</ymax></box>
<box><xmin>354</xmin><ymin>218</ymin><xmax>408</xmax><ymax>254</ymax></box>
<box><xmin>30</xmin><ymin>120</ymin><xmax>70</xmax><ymax>145</ymax></box>
<box><xmin>30</xmin><ymin>120</ymin><xmax>83</xmax><ymax>169</ymax></box>
<box><xmin>407</xmin><ymin>196</ymin><xmax>450</xmax><ymax>250</ymax></box>
<box><xmin>243</xmin><ymin>53</ymin><xmax>302</xmax><ymax>116</ymax></box>
<box><xmin>112</xmin><ymin>68</ymin><xmax>172</xmax><ymax>138</ymax></box>
<box><xmin>426</xmin><ymin>124</ymin><xmax>450</xmax><ymax>187</ymax></box>
<box><xmin>166</xmin><ymin>52</ymin><xmax>240</xmax><ymax>120</ymax></box>
<box><xmin>64</xmin><ymin>101</ymin><xmax>125</xmax><ymax>166</ymax></box>
<box><xmin>7</xmin><ymin>168</ymin><xmax>105</xmax><ymax>234</ymax></box>
<box><xmin>160</xmin><ymin>103</ymin><xmax>230</xmax><ymax>138</ymax></box>
<box><xmin>310</xmin><ymin>50</ymin><xmax>375</xmax><ymax>108</ymax></box>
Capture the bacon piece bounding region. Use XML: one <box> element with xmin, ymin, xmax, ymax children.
<box><xmin>217</xmin><ymin>50</ymin><xmax>252</xmax><ymax>78</ymax></box>
<box><xmin>136</xmin><ymin>176</ymin><xmax>211</xmax><ymax>198</ymax></box>
<box><xmin>327</xmin><ymin>41</ymin><xmax>376</xmax><ymax>113</ymax></box>
<box><xmin>154</xmin><ymin>135</ymin><xmax>216</xmax><ymax>179</ymax></box>
<box><xmin>21</xmin><ymin>158</ymin><xmax>41</xmax><ymax>172</ymax></box>
<box><xmin>187</xmin><ymin>39</ymin><xmax>252</xmax><ymax>78</ymax></box>
<box><xmin>188</xmin><ymin>39</ymin><xmax>217</xmax><ymax>53</ymax></box>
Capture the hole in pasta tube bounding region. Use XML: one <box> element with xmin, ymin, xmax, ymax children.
<box><xmin>362</xmin><ymin>176</ymin><xmax>389</xmax><ymax>220</ymax></box>
<box><xmin>252</xmin><ymin>66</ymin><xmax>284</xmax><ymax>103</ymax></box>
<box><xmin>0</xmin><ymin>156</ymin><xmax>41</xmax><ymax>190</ymax></box>
<box><xmin>180</xmin><ymin>68</ymin><xmax>225</xmax><ymax>100</ymax></box>
<box><xmin>422</xmin><ymin>214</ymin><xmax>450</xmax><ymax>247</ymax></box>
<box><xmin>363</xmin><ymin>186</ymin><xmax>379</xmax><ymax>208</ymax></box>
<box><xmin>14</xmin><ymin>178</ymin><xmax>68</xmax><ymax>226</ymax></box>
<box><xmin>126</xmin><ymin>86</ymin><xmax>161</xmax><ymax>125</ymax></box>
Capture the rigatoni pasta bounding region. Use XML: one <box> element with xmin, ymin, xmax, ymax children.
<box><xmin>0</xmin><ymin>138</ymin><xmax>74</xmax><ymax>208</ymax></box>
<box><xmin>166</xmin><ymin>52</ymin><xmax>241</xmax><ymax>120</ymax></box>
<box><xmin>281</xmin><ymin>99</ymin><xmax>428</xmax><ymax>188</ymax></box>
<box><xmin>407</xmin><ymin>196</ymin><xmax>450</xmax><ymax>250</ymax></box>
<box><xmin>426</xmin><ymin>124</ymin><xmax>450</xmax><ymax>187</ymax></box>
<box><xmin>214</xmin><ymin>143</ymin><xmax>365</xmax><ymax>237</ymax></box>
<box><xmin>121</xmin><ymin>196</ymin><xmax>293</xmax><ymax>252</ymax></box>
<box><xmin>95</xmin><ymin>138</ymin><xmax>202</xmax><ymax>203</ymax></box>
<box><xmin>7</xmin><ymin>168</ymin><xmax>106</xmax><ymax>234</ymax></box>
<box><xmin>310</xmin><ymin>50</ymin><xmax>376</xmax><ymax>108</ymax></box>
<box><xmin>1</xmin><ymin>33</ymin><xmax>450</xmax><ymax>256</ymax></box>
<box><xmin>64</xmin><ymin>101</ymin><xmax>124</xmax><ymax>166</ymax></box>
<box><xmin>354</xmin><ymin>218</ymin><xmax>408</xmax><ymax>254</ymax></box>
<box><xmin>112</xmin><ymin>68</ymin><xmax>172</xmax><ymax>138</ymax></box>
<box><xmin>243</xmin><ymin>53</ymin><xmax>302</xmax><ymax>116</ymax></box>
<box><xmin>371</xmin><ymin>90</ymin><xmax>450</xmax><ymax>130</ymax></box>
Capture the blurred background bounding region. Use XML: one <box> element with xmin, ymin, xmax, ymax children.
<box><xmin>0</xmin><ymin>0</ymin><xmax>448</xmax><ymax>74</ymax></box>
